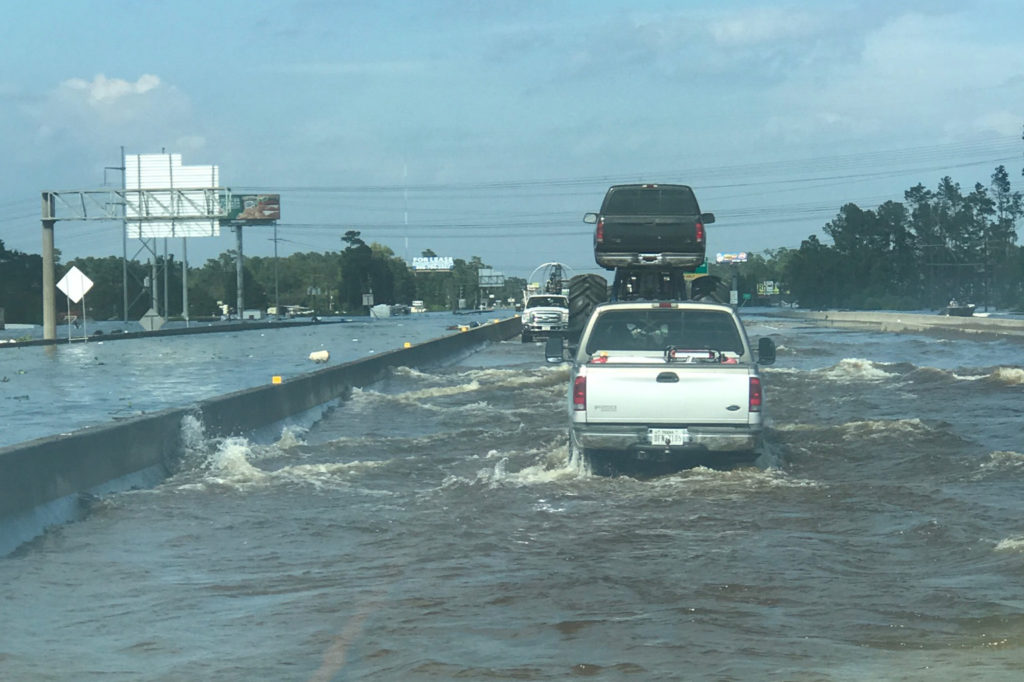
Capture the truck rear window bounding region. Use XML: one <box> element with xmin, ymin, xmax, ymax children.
<box><xmin>586</xmin><ymin>309</ymin><xmax>742</xmax><ymax>354</ymax></box>
<box><xmin>602</xmin><ymin>187</ymin><xmax>699</xmax><ymax>216</ymax></box>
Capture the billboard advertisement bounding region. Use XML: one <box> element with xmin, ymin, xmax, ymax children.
<box><xmin>412</xmin><ymin>256</ymin><xmax>454</xmax><ymax>271</ymax></box>
<box><xmin>223</xmin><ymin>194</ymin><xmax>281</xmax><ymax>223</ymax></box>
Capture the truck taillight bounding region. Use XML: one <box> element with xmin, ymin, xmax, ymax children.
<box><xmin>696</xmin><ymin>221</ymin><xmax>704</xmax><ymax>242</ymax></box>
<box><xmin>749</xmin><ymin>377</ymin><xmax>763</xmax><ymax>412</ymax></box>
<box><xmin>573</xmin><ymin>375</ymin><xmax>587</xmax><ymax>410</ymax></box>
<box><xmin>595</xmin><ymin>218</ymin><xmax>604</xmax><ymax>244</ymax></box>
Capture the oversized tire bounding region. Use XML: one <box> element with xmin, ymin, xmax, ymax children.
<box><xmin>689</xmin><ymin>275</ymin><xmax>728</xmax><ymax>303</ymax></box>
<box><xmin>581</xmin><ymin>447</ymin><xmax>617</xmax><ymax>477</ymax></box>
<box><xmin>566</xmin><ymin>273</ymin><xmax>608</xmax><ymax>341</ymax></box>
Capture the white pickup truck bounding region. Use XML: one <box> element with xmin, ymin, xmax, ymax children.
<box><xmin>520</xmin><ymin>294</ymin><xmax>570</xmax><ymax>342</ymax></box>
<box><xmin>547</xmin><ymin>300</ymin><xmax>776</xmax><ymax>475</ymax></box>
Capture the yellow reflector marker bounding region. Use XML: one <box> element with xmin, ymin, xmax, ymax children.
<box><xmin>272</xmin><ymin>375</ymin><xmax>282</xmax><ymax>384</ymax></box>
<box><xmin>404</xmin><ymin>342</ymin><xmax>411</xmax><ymax>348</ymax></box>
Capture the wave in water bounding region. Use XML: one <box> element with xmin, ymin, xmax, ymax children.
<box><xmin>172</xmin><ymin>415</ymin><xmax>383</xmax><ymax>492</ymax></box>
<box><xmin>820</xmin><ymin>358</ymin><xmax>901</xmax><ymax>382</ymax></box>
<box><xmin>994</xmin><ymin>537</ymin><xmax>1024</xmax><ymax>552</ymax></box>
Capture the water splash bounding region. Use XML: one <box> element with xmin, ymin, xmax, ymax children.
<box><xmin>820</xmin><ymin>358</ymin><xmax>900</xmax><ymax>383</ymax></box>
<box><xmin>987</xmin><ymin>367</ymin><xmax>1024</xmax><ymax>385</ymax></box>
<box><xmin>995</xmin><ymin>538</ymin><xmax>1024</xmax><ymax>552</ymax></box>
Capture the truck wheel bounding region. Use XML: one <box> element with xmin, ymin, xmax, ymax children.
<box><xmin>582</xmin><ymin>448</ymin><xmax>617</xmax><ymax>477</ymax></box>
<box><xmin>567</xmin><ymin>273</ymin><xmax>608</xmax><ymax>341</ymax></box>
<box><xmin>690</xmin><ymin>275</ymin><xmax>726</xmax><ymax>303</ymax></box>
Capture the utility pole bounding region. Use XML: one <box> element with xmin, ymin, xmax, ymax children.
<box><xmin>273</xmin><ymin>222</ymin><xmax>280</xmax><ymax>317</ymax></box>
<box><xmin>162</xmin><ymin>238</ymin><xmax>169</xmax><ymax>317</ymax></box>
<box><xmin>235</xmin><ymin>225</ymin><xmax>244</xmax><ymax>319</ymax></box>
<box><xmin>182</xmin><ymin>237</ymin><xmax>189</xmax><ymax>326</ymax></box>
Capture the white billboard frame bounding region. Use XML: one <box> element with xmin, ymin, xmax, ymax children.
<box><xmin>125</xmin><ymin>153</ymin><xmax>223</xmax><ymax>239</ymax></box>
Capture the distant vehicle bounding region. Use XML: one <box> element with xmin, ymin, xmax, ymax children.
<box><xmin>548</xmin><ymin>300</ymin><xmax>776</xmax><ymax>476</ymax></box>
<box><xmin>584</xmin><ymin>183</ymin><xmax>715</xmax><ymax>272</ymax></box>
<box><xmin>520</xmin><ymin>294</ymin><xmax>569</xmax><ymax>342</ymax></box>
<box><xmin>945</xmin><ymin>299</ymin><xmax>975</xmax><ymax>317</ymax></box>
<box><xmin>370</xmin><ymin>304</ymin><xmax>411</xmax><ymax>318</ymax></box>
<box><xmin>269</xmin><ymin>305</ymin><xmax>315</xmax><ymax>318</ymax></box>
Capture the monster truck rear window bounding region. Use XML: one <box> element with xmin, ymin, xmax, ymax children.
<box><xmin>603</xmin><ymin>187</ymin><xmax>699</xmax><ymax>216</ymax></box>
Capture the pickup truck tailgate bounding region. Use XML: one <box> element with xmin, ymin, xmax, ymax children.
<box><xmin>602</xmin><ymin>216</ymin><xmax>696</xmax><ymax>252</ymax></box>
<box><xmin>583</xmin><ymin>363</ymin><xmax>752</xmax><ymax>425</ymax></box>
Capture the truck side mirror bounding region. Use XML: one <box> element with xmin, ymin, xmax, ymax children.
<box><xmin>545</xmin><ymin>334</ymin><xmax>567</xmax><ymax>363</ymax></box>
<box><xmin>701</xmin><ymin>212</ymin><xmax>716</xmax><ymax>225</ymax></box>
<box><xmin>583</xmin><ymin>212</ymin><xmax>598</xmax><ymax>224</ymax></box>
<box><xmin>757</xmin><ymin>337</ymin><xmax>776</xmax><ymax>366</ymax></box>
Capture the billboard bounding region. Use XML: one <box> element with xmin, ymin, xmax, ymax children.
<box><xmin>412</xmin><ymin>256</ymin><xmax>454</xmax><ymax>271</ymax></box>
<box><xmin>716</xmin><ymin>252</ymin><xmax>748</xmax><ymax>264</ymax></box>
<box><xmin>223</xmin><ymin>194</ymin><xmax>281</xmax><ymax>223</ymax></box>
<box><xmin>478</xmin><ymin>268</ymin><xmax>505</xmax><ymax>288</ymax></box>
<box><xmin>125</xmin><ymin>153</ymin><xmax>221</xmax><ymax>238</ymax></box>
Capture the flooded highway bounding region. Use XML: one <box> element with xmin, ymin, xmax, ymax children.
<box><xmin>2</xmin><ymin>313</ymin><xmax>1024</xmax><ymax>680</ymax></box>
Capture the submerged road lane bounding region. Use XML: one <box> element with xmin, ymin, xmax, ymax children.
<box><xmin>2</xmin><ymin>312</ymin><xmax>1024</xmax><ymax>680</ymax></box>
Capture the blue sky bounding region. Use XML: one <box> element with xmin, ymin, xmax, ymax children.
<box><xmin>2</xmin><ymin>0</ymin><xmax>1023</xmax><ymax>279</ymax></box>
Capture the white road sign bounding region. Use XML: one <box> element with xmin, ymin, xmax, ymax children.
<box><xmin>56</xmin><ymin>266</ymin><xmax>94</xmax><ymax>304</ymax></box>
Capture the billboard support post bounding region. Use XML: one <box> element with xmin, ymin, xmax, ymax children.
<box><xmin>182</xmin><ymin>238</ymin><xmax>189</xmax><ymax>326</ymax></box>
<box><xmin>41</xmin><ymin>193</ymin><xmax>56</xmax><ymax>340</ymax></box>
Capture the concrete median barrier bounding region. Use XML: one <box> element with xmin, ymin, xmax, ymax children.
<box><xmin>0</xmin><ymin>316</ymin><xmax>521</xmax><ymax>555</ymax></box>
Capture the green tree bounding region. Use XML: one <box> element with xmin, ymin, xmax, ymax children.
<box><xmin>0</xmin><ymin>240</ymin><xmax>44</xmax><ymax>324</ymax></box>
<box><xmin>783</xmin><ymin>235</ymin><xmax>843</xmax><ymax>309</ymax></box>
<box><xmin>340</xmin><ymin>231</ymin><xmax>373</xmax><ymax>312</ymax></box>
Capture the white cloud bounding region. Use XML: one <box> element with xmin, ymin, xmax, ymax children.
<box><xmin>48</xmin><ymin>73</ymin><xmax>187</xmax><ymax>130</ymax></box>
<box><xmin>12</xmin><ymin>73</ymin><xmax>207</xmax><ymax>172</ymax></box>
<box><xmin>61</xmin><ymin>74</ymin><xmax>161</xmax><ymax>104</ymax></box>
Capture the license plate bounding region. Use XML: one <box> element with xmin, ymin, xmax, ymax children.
<box><xmin>648</xmin><ymin>428</ymin><xmax>691</xmax><ymax>445</ymax></box>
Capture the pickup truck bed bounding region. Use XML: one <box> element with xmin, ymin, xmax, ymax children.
<box><xmin>560</xmin><ymin>301</ymin><xmax>775</xmax><ymax>475</ymax></box>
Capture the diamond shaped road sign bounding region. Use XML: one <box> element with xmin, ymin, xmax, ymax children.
<box><xmin>139</xmin><ymin>308</ymin><xmax>165</xmax><ymax>332</ymax></box>
<box><xmin>56</xmin><ymin>265</ymin><xmax>94</xmax><ymax>304</ymax></box>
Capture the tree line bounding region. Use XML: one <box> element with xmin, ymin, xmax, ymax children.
<box><xmin>713</xmin><ymin>165</ymin><xmax>1024</xmax><ymax>311</ymax></box>
<box><xmin>0</xmin><ymin>230</ymin><xmax>526</xmax><ymax>324</ymax></box>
